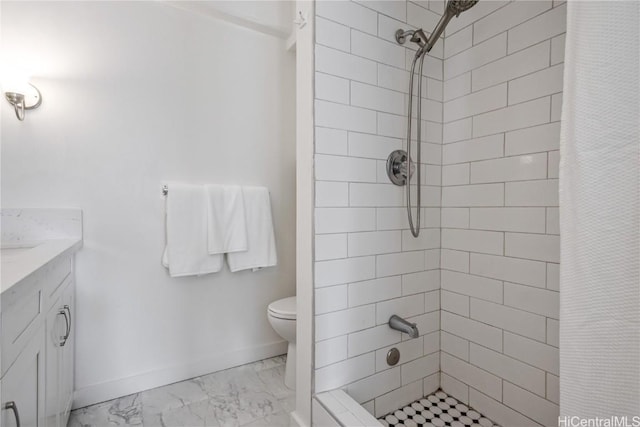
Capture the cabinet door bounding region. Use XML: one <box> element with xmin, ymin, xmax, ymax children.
<box><xmin>60</xmin><ymin>282</ymin><xmax>75</xmax><ymax>425</ymax></box>
<box><xmin>44</xmin><ymin>297</ymin><xmax>65</xmax><ymax>427</ymax></box>
<box><xmin>1</xmin><ymin>326</ymin><xmax>45</xmax><ymax>427</ymax></box>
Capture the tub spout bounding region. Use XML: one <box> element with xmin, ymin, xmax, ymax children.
<box><xmin>388</xmin><ymin>315</ymin><xmax>419</xmax><ymax>338</ymax></box>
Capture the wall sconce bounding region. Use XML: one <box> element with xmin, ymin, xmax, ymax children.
<box><xmin>4</xmin><ymin>81</ymin><xmax>41</xmax><ymax>121</ymax></box>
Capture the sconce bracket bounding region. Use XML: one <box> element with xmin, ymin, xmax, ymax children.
<box><xmin>4</xmin><ymin>83</ymin><xmax>42</xmax><ymax>121</ymax></box>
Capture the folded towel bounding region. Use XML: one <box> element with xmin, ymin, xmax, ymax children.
<box><xmin>206</xmin><ymin>185</ymin><xmax>248</xmax><ymax>255</ymax></box>
<box><xmin>226</xmin><ymin>186</ymin><xmax>277</xmax><ymax>272</ymax></box>
<box><xmin>163</xmin><ymin>183</ymin><xmax>223</xmax><ymax>277</ymax></box>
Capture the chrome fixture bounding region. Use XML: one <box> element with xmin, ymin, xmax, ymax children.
<box><xmin>386</xmin><ymin>150</ymin><xmax>415</xmax><ymax>186</ymax></box>
<box><xmin>387</xmin><ymin>347</ymin><xmax>401</xmax><ymax>366</ymax></box>
<box><xmin>389</xmin><ymin>314</ymin><xmax>419</xmax><ymax>339</ymax></box>
<box><xmin>4</xmin><ymin>83</ymin><xmax>42</xmax><ymax>121</ymax></box>
<box><xmin>388</xmin><ymin>0</ymin><xmax>478</xmax><ymax>238</ymax></box>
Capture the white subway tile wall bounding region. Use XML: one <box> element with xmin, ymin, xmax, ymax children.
<box><xmin>314</xmin><ymin>0</ymin><xmax>444</xmax><ymax>415</ymax></box>
<box><xmin>440</xmin><ymin>1</ymin><xmax>563</xmax><ymax>425</ymax></box>
<box><xmin>314</xmin><ymin>0</ymin><xmax>563</xmax><ymax>423</ymax></box>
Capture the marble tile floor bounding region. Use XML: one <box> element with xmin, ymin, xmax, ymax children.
<box><xmin>68</xmin><ymin>355</ymin><xmax>294</xmax><ymax>427</ymax></box>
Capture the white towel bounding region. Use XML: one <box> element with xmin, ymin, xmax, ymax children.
<box><xmin>163</xmin><ymin>183</ymin><xmax>223</xmax><ymax>277</ymax></box>
<box><xmin>226</xmin><ymin>186</ymin><xmax>277</xmax><ymax>272</ymax></box>
<box><xmin>206</xmin><ymin>185</ymin><xmax>248</xmax><ymax>255</ymax></box>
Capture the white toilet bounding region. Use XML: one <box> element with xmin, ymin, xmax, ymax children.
<box><xmin>267</xmin><ymin>296</ymin><xmax>296</xmax><ymax>389</ymax></box>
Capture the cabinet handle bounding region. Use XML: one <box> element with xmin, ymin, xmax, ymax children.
<box><xmin>59</xmin><ymin>309</ymin><xmax>70</xmax><ymax>346</ymax></box>
<box><xmin>4</xmin><ymin>401</ymin><xmax>21</xmax><ymax>427</ymax></box>
<box><xmin>64</xmin><ymin>304</ymin><xmax>72</xmax><ymax>338</ymax></box>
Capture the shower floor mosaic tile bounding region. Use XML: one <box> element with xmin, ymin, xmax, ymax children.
<box><xmin>378</xmin><ymin>390</ymin><xmax>499</xmax><ymax>427</ymax></box>
<box><xmin>68</xmin><ymin>355</ymin><xmax>294</xmax><ymax>427</ymax></box>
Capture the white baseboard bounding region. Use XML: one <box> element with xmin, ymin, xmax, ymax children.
<box><xmin>73</xmin><ymin>340</ymin><xmax>288</xmax><ymax>409</ymax></box>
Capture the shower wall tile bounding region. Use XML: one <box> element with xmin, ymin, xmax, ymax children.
<box><xmin>441</xmin><ymin>249</ymin><xmax>470</xmax><ymax>272</ymax></box>
<box><xmin>349</xmin><ymin>276</ymin><xmax>402</xmax><ymax>307</ymax></box>
<box><xmin>441</xmin><ymin>183</ymin><xmax>504</xmax><ymax>207</ymax></box>
<box><xmin>550</xmin><ymin>33</ymin><xmax>566</xmax><ymax>65</ymax></box>
<box><xmin>348</xmin><ymin>230</ymin><xmax>402</xmax><ymax>256</ymax></box>
<box><xmin>316</xmin><ymin>336</ymin><xmax>348</xmax><ymax>369</ymax></box>
<box><xmin>505</xmin><ymin>232</ymin><xmax>560</xmax><ymax>262</ymax></box>
<box><xmin>471</xmin><ymin>40</ymin><xmax>550</xmax><ymax>91</ymax></box>
<box><xmin>316</xmin><ymin>1</ymin><xmax>378</xmax><ymax>35</ymax></box>
<box><xmin>442</xmin><ymin>134</ymin><xmax>504</xmax><ymax>164</ymax></box>
<box><xmin>316</xmin><ymin>182</ymin><xmax>349</xmax><ymax>207</ymax></box>
<box><xmin>441</xmin><ymin>311</ymin><xmax>503</xmax><ymax>352</ymax></box>
<box><xmin>357</xmin><ymin>0</ymin><xmax>407</xmax><ymax>23</ymax></box>
<box><xmin>551</xmin><ymin>93</ymin><xmax>563</xmax><ymax>121</ymax></box>
<box><xmin>504</xmin><ymin>122</ymin><xmax>560</xmax><ymax>156</ymax></box>
<box><xmin>469</xmin><ymin>207</ymin><xmax>546</xmax><ymax>233</ymax></box>
<box><xmin>472</xmin><ymin>97</ymin><xmax>551</xmax><ymax>137</ymax></box>
<box><xmin>473</xmin><ymin>0</ymin><xmax>552</xmax><ymax>45</ymax></box>
<box><xmin>441</xmin><ymin>228</ymin><xmax>503</xmax><ymax>255</ymax></box>
<box><xmin>352</xmin><ymin>30</ymin><xmax>406</xmax><ymax>68</ymax></box>
<box><xmin>470</xmin><ymin>298</ymin><xmax>547</xmax><ymax>342</ymax></box>
<box><xmin>441</xmin><ymin>208</ymin><xmax>470</xmax><ymax>229</ymax></box>
<box><xmin>441</xmin><ymin>353</ymin><xmax>502</xmax><ymax>401</ymax></box>
<box><xmin>443</xmin><ymin>72</ymin><xmax>471</xmax><ymax>102</ymax></box>
<box><xmin>315</xmin><ymin>208</ymin><xmax>376</xmax><ymax>233</ymax></box>
<box><xmin>316</xmin><ymin>127</ymin><xmax>348</xmax><ymax>155</ymax></box>
<box><xmin>314</xmin><ymin>1</ymin><xmax>444</xmax><ymax>411</ymax></box>
<box><xmin>348</xmin><ymin>132</ymin><xmax>403</xmax><ymax>160</ymax></box>
<box><xmin>441</xmin><ymin>270</ymin><xmax>503</xmax><ymax>303</ymax></box>
<box><xmin>507</xmin><ymin>3</ymin><xmax>567</xmax><ymax>54</ymax></box>
<box><xmin>316</xmin><ymin>17</ymin><xmax>351</xmax><ymax>52</ymax></box>
<box><xmin>469</xmin><ymin>152</ymin><xmax>547</xmax><ymax>183</ymax></box>
<box><xmin>315</xmin><ymin>100</ymin><xmax>378</xmax><ymax>133</ymax></box>
<box><xmin>469</xmin><ymin>252</ymin><xmax>547</xmax><ymax>288</ymax></box>
<box><xmin>443</xmin><ymin>117</ymin><xmax>472</xmax><ymax>143</ymax></box>
<box><xmin>316</xmin><ymin>285</ymin><xmax>349</xmax><ymax>315</ymax></box>
<box><xmin>502</xmin><ymin>382</ymin><xmax>559</xmax><ymax>427</ymax></box>
<box><xmin>503</xmin><ymin>332</ymin><xmax>559</xmax><ymax>375</ymax></box>
<box><xmin>444</xmin><ymin>32</ymin><xmax>507</xmax><ymax>78</ymax></box>
<box><xmin>315</xmin><ymin>256</ymin><xmax>377</xmax><ymax>287</ymax></box>
<box><xmin>440</xmin><ymin>2</ymin><xmax>563</xmax><ymax>419</ymax></box>
<box><xmin>444</xmin><ymin>26</ymin><xmax>472</xmax><ymax>59</ymax></box>
<box><xmin>351</xmin><ymin>81</ymin><xmax>405</xmax><ymax>115</ymax></box>
<box><xmin>443</xmin><ymin>83</ymin><xmax>507</xmax><ymax>123</ymax></box>
<box><xmin>315</xmin><ymin>234</ymin><xmax>348</xmax><ymax>261</ymax></box>
<box><xmin>406</xmin><ymin>2</ymin><xmax>441</xmax><ymax>36</ymax></box>
<box><xmin>505</xmin><ymin>179</ymin><xmax>559</xmax><ymax>206</ymax></box>
<box><xmin>316</xmin><ymin>45</ymin><xmax>377</xmax><ymax>84</ymax></box>
<box><xmin>469</xmin><ymin>343</ymin><xmax>546</xmax><ymax>397</ymax></box>
<box><xmin>401</xmin><ymin>270</ymin><xmax>440</xmax><ymax>295</ymax></box>
<box><xmin>316</xmin><ymin>72</ymin><xmax>350</xmax><ymax>104</ymax></box>
<box><xmin>441</xmin><ymin>331</ymin><xmax>470</xmax><ymax>361</ymax></box>
<box><xmin>507</xmin><ymin>63</ymin><xmax>564</xmax><ymax>104</ymax></box>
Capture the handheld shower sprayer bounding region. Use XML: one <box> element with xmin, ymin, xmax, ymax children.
<box><xmin>387</xmin><ymin>0</ymin><xmax>478</xmax><ymax>238</ymax></box>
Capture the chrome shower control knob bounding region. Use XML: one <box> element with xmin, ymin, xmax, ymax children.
<box><xmin>387</xmin><ymin>150</ymin><xmax>415</xmax><ymax>186</ymax></box>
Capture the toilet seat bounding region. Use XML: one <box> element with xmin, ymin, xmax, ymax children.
<box><xmin>268</xmin><ymin>296</ymin><xmax>296</xmax><ymax>320</ymax></box>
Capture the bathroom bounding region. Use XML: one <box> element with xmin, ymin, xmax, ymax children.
<box><xmin>0</xmin><ymin>1</ymin><xmax>637</xmax><ymax>427</ymax></box>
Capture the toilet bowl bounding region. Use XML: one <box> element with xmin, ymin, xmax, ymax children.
<box><xmin>267</xmin><ymin>296</ymin><xmax>296</xmax><ymax>389</ymax></box>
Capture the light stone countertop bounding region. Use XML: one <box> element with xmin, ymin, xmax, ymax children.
<box><xmin>1</xmin><ymin>238</ymin><xmax>83</xmax><ymax>295</ymax></box>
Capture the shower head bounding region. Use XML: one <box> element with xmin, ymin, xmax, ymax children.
<box><xmin>446</xmin><ymin>0</ymin><xmax>479</xmax><ymax>17</ymax></box>
<box><xmin>419</xmin><ymin>0</ymin><xmax>479</xmax><ymax>52</ymax></box>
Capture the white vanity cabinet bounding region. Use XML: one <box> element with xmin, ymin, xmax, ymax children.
<box><xmin>1</xmin><ymin>254</ymin><xmax>77</xmax><ymax>427</ymax></box>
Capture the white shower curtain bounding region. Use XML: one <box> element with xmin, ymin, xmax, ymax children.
<box><xmin>559</xmin><ymin>0</ymin><xmax>639</xmax><ymax>419</ymax></box>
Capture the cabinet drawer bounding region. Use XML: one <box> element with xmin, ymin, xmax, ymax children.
<box><xmin>1</xmin><ymin>288</ymin><xmax>42</xmax><ymax>377</ymax></box>
<box><xmin>1</xmin><ymin>256</ymin><xmax>71</xmax><ymax>377</ymax></box>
